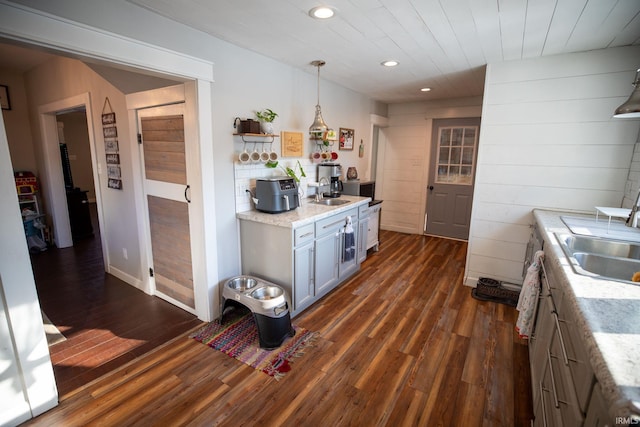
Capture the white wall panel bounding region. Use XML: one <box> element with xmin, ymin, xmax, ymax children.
<box><xmin>465</xmin><ymin>45</ymin><xmax>640</xmax><ymax>287</ymax></box>
<box><xmin>479</xmin><ymin>144</ymin><xmax>632</xmax><ymax>168</ymax></box>
<box><xmin>481</xmin><ymin>122</ymin><xmax>640</xmax><ymax>146</ymax></box>
<box><xmin>470</xmin><ymin>237</ymin><xmax>526</xmax><ymax>263</ymax></box>
<box><xmin>478</xmin><ymin>165</ymin><xmax>629</xmax><ymax>190</ymax></box>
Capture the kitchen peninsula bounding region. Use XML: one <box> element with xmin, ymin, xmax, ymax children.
<box><xmin>238</xmin><ymin>195</ymin><xmax>372</xmax><ymax>317</ymax></box>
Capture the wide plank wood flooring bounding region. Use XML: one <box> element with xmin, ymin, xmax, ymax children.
<box><xmin>26</xmin><ymin>230</ymin><xmax>533</xmax><ymax>426</ymax></box>
<box><xmin>30</xmin><ymin>203</ymin><xmax>202</xmax><ymax>398</ymax></box>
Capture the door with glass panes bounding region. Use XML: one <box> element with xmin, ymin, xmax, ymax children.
<box><xmin>425</xmin><ymin>118</ymin><xmax>480</xmax><ymax>240</ymax></box>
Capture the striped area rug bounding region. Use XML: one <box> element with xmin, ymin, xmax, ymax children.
<box><xmin>190</xmin><ymin>309</ymin><xmax>317</xmax><ymax>380</ymax></box>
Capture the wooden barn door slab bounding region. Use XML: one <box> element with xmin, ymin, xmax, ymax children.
<box><xmin>146</xmin><ymin>195</ymin><xmax>193</xmax><ymax>308</ymax></box>
<box><xmin>139</xmin><ymin>103</ymin><xmax>195</xmax><ymax>311</ymax></box>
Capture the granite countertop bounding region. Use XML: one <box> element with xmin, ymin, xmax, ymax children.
<box><xmin>236</xmin><ymin>195</ymin><xmax>371</xmax><ymax>228</ymax></box>
<box><xmin>533</xmin><ymin>209</ymin><xmax>640</xmax><ymax>420</ymax></box>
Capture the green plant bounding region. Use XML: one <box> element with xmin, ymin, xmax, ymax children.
<box><xmin>256</xmin><ymin>108</ymin><xmax>278</xmax><ymax>122</ymax></box>
<box><xmin>281</xmin><ymin>160</ymin><xmax>306</xmax><ymax>183</ymax></box>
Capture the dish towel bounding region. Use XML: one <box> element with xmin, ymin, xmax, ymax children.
<box><xmin>515</xmin><ymin>250</ymin><xmax>545</xmax><ymax>339</ymax></box>
<box><xmin>343</xmin><ymin>216</ymin><xmax>355</xmax><ymax>262</ymax></box>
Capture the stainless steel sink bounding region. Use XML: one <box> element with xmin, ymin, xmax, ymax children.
<box><xmin>572</xmin><ymin>253</ymin><xmax>640</xmax><ymax>283</ymax></box>
<box><xmin>312</xmin><ymin>198</ymin><xmax>350</xmax><ymax>206</ymax></box>
<box><xmin>558</xmin><ymin>234</ymin><xmax>640</xmax><ymax>259</ymax></box>
<box><xmin>555</xmin><ymin>233</ymin><xmax>640</xmax><ymax>284</ymax></box>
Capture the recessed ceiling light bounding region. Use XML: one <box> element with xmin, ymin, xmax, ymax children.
<box><xmin>309</xmin><ymin>6</ymin><xmax>336</xmax><ymax>19</ymax></box>
<box><xmin>421</xmin><ymin>87</ymin><xmax>432</xmax><ymax>92</ymax></box>
<box><xmin>381</xmin><ymin>60</ymin><xmax>399</xmax><ymax>67</ymax></box>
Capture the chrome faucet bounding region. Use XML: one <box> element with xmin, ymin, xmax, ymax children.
<box><xmin>316</xmin><ymin>177</ymin><xmax>329</xmax><ymax>201</ymax></box>
<box><xmin>626</xmin><ymin>188</ymin><xmax>640</xmax><ymax>227</ymax></box>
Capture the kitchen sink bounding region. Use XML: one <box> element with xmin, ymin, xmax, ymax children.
<box><xmin>557</xmin><ymin>234</ymin><xmax>640</xmax><ymax>259</ymax></box>
<box><xmin>312</xmin><ymin>198</ymin><xmax>350</xmax><ymax>206</ymax></box>
<box><xmin>555</xmin><ymin>233</ymin><xmax>640</xmax><ymax>284</ymax></box>
<box><xmin>572</xmin><ymin>252</ymin><xmax>640</xmax><ymax>283</ymax></box>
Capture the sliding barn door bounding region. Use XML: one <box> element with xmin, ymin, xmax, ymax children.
<box><xmin>138</xmin><ymin>104</ymin><xmax>195</xmax><ymax>311</ymax></box>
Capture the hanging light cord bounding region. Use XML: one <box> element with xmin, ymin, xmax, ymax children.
<box><xmin>316</xmin><ymin>64</ymin><xmax>321</xmax><ymax>105</ymax></box>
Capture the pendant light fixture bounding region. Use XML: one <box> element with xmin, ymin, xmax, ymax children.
<box><xmin>309</xmin><ymin>60</ymin><xmax>329</xmax><ymax>139</ymax></box>
<box><xmin>614</xmin><ymin>68</ymin><xmax>640</xmax><ymax>118</ymax></box>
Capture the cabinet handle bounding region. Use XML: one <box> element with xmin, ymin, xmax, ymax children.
<box><xmin>539</xmin><ymin>382</ymin><xmax>549</xmax><ymax>427</ymax></box>
<box><xmin>552</xmin><ymin>312</ymin><xmax>569</xmax><ymax>365</ymax></box>
<box><xmin>323</xmin><ymin>218</ymin><xmax>348</xmax><ymax>229</ymax></box>
<box><xmin>184</xmin><ymin>185</ymin><xmax>191</xmax><ymax>203</ymax></box>
<box><xmin>309</xmin><ymin>247</ymin><xmax>315</xmax><ymax>288</ymax></box>
<box><xmin>540</xmin><ymin>261</ymin><xmax>551</xmax><ymax>294</ymax></box>
<box><xmin>547</xmin><ymin>349</ymin><xmax>560</xmax><ymax>408</ymax></box>
<box><xmin>300</xmin><ymin>231</ymin><xmax>314</xmax><ymax>239</ymax></box>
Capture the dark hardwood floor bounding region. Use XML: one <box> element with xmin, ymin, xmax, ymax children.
<box><xmin>26</xmin><ymin>230</ymin><xmax>534</xmax><ymax>426</ymax></box>
<box><xmin>30</xmin><ymin>203</ymin><xmax>202</xmax><ymax>398</ymax></box>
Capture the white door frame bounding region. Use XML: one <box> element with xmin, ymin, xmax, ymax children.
<box><xmin>38</xmin><ymin>94</ymin><xmax>108</xmax><ymax>264</ymax></box>
<box><xmin>0</xmin><ymin>1</ymin><xmax>216</xmax><ymax>321</ymax></box>
<box><xmin>126</xmin><ymin>83</ymin><xmax>210</xmax><ymax>319</ymax></box>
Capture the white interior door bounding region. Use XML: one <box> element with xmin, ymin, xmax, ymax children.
<box><xmin>137</xmin><ymin>103</ymin><xmax>196</xmax><ymax>312</ymax></box>
<box><xmin>425</xmin><ymin>118</ymin><xmax>480</xmax><ymax>240</ymax></box>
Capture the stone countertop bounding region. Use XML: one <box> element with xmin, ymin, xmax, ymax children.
<box><xmin>533</xmin><ymin>209</ymin><xmax>640</xmax><ymax>421</ymax></box>
<box><xmin>236</xmin><ymin>195</ymin><xmax>371</xmax><ymax>228</ymax></box>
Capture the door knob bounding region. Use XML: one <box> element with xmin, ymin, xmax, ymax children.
<box><xmin>428</xmin><ymin>185</ymin><xmax>434</xmax><ymax>191</ymax></box>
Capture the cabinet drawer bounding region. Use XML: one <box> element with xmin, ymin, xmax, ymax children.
<box><xmin>358</xmin><ymin>204</ymin><xmax>370</xmax><ymax>219</ymax></box>
<box><xmin>294</xmin><ymin>223</ymin><xmax>315</xmax><ymax>246</ymax></box>
<box><xmin>315</xmin><ymin>207</ymin><xmax>358</xmax><ymax>237</ymax></box>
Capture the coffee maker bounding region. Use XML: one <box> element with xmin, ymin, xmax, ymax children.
<box><xmin>318</xmin><ymin>163</ymin><xmax>343</xmax><ymax>198</ymax></box>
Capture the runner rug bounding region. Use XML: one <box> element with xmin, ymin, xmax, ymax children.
<box><xmin>190</xmin><ymin>309</ymin><xmax>317</xmax><ymax>380</ymax></box>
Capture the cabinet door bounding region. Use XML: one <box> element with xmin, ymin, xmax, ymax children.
<box><xmin>315</xmin><ymin>231</ymin><xmax>340</xmax><ymax>297</ymax></box>
<box><xmin>367</xmin><ymin>207</ymin><xmax>380</xmax><ymax>250</ymax></box>
<box><xmin>358</xmin><ymin>217</ymin><xmax>369</xmax><ymax>263</ymax></box>
<box><xmin>294</xmin><ymin>242</ymin><xmax>315</xmax><ymax>313</ymax></box>
<box><xmin>339</xmin><ymin>221</ymin><xmax>359</xmax><ymax>279</ymax></box>
<box><xmin>531</xmin><ymin>294</ymin><xmax>555</xmax><ymax>407</ymax></box>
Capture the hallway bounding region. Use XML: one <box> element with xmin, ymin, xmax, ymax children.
<box><xmin>30</xmin><ymin>203</ymin><xmax>203</xmax><ymax>398</ymax></box>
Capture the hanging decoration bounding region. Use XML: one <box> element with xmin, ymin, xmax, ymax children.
<box><xmin>102</xmin><ymin>97</ymin><xmax>122</xmax><ymax>190</ymax></box>
<box><xmin>309</xmin><ymin>60</ymin><xmax>331</xmax><ymax>140</ymax></box>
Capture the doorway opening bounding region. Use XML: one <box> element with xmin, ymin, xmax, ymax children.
<box><xmin>1</xmin><ymin>45</ymin><xmax>201</xmax><ymax>398</ymax></box>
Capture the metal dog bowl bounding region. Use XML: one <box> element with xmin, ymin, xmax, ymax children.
<box><xmin>250</xmin><ymin>286</ymin><xmax>284</xmax><ymax>300</ymax></box>
<box><xmin>226</xmin><ymin>276</ymin><xmax>259</xmax><ymax>292</ymax></box>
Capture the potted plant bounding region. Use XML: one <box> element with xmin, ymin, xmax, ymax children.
<box><xmin>255</xmin><ymin>108</ymin><xmax>278</xmax><ymax>134</ymax></box>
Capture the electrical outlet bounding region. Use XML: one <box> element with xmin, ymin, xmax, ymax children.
<box><xmin>122</xmin><ymin>248</ymin><xmax>128</xmax><ymax>260</ymax></box>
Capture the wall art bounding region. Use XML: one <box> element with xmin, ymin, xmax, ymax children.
<box><xmin>339</xmin><ymin>128</ymin><xmax>354</xmax><ymax>150</ymax></box>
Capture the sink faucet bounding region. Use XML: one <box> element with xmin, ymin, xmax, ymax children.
<box><xmin>316</xmin><ymin>177</ymin><xmax>329</xmax><ymax>202</ymax></box>
<box><xmin>626</xmin><ymin>188</ymin><xmax>640</xmax><ymax>227</ymax></box>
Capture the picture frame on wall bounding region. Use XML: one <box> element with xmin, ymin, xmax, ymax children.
<box><xmin>101</xmin><ymin>112</ymin><xmax>116</xmax><ymax>125</ymax></box>
<box><xmin>105</xmin><ymin>139</ymin><xmax>119</xmax><ymax>153</ymax></box>
<box><xmin>281</xmin><ymin>131</ymin><xmax>303</xmax><ymax>157</ymax></box>
<box><xmin>0</xmin><ymin>85</ymin><xmax>11</xmax><ymax>110</ymax></box>
<box><xmin>339</xmin><ymin>128</ymin><xmax>354</xmax><ymax>150</ymax></box>
<box><xmin>103</xmin><ymin>126</ymin><xmax>118</xmax><ymax>138</ymax></box>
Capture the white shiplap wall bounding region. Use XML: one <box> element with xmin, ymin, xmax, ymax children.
<box><xmin>380</xmin><ymin>98</ymin><xmax>483</xmax><ymax>234</ymax></box>
<box><xmin>465</xmin><ymin>45</ymin><xmax>640</xmax><ymax>287</ymax></box>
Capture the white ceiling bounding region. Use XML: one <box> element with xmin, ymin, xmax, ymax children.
<box><xmin>1</xmin><ymin>1</ymin><xmax>639</xmax><ymax>103</ymax></box>
<box><xmin>130</xmin><ymin>0</ymin><xmax>640</xmax><ymax>103</ymax></box>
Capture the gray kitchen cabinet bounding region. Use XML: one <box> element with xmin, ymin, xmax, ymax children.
<box><xmin>293</xmin><ymin>223</ymin><xmax>315</xmax><ymax>313</ymax></box>
<box><xmin>239</xmin><ymin>203</ymin><xmax>364</xmax><ymax>318</ymax></box>
<box><xmin>314</xmin><ymin>229</ymin><xmax>340</xmax><ymax>297</ymax></box>
<box><xmin>358</xmin><ymin>216</ymin><xmax>369</xmax><ymax>264</ymax></box>
<box><xmin>357</xmin><ymin>204</ymin><xmax>370</xmax><ymax>264</ymax></box>
<box><xmin>530</xmin><ymin>252</ymin><xmax>596</xmax><ymax>427</ymax></box>
<box><xmin>314</xmin><ymin>207</ymin><xmax>358</xmax><ymax>299</ymax></box>
<box><xmin>366</xmin><ymin>203</ymin><xmax>381</xmax><ymax>251</ymax></box>
<box><xmin>583</xmin><ymin>383</ymin><xmax>613</xmax><ymax>427</ymax></box>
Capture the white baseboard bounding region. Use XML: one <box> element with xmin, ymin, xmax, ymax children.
<box><xmin>107</xmin><ymin>265</ymin><xmax>149</xmax><ymax>294</ymax></box>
